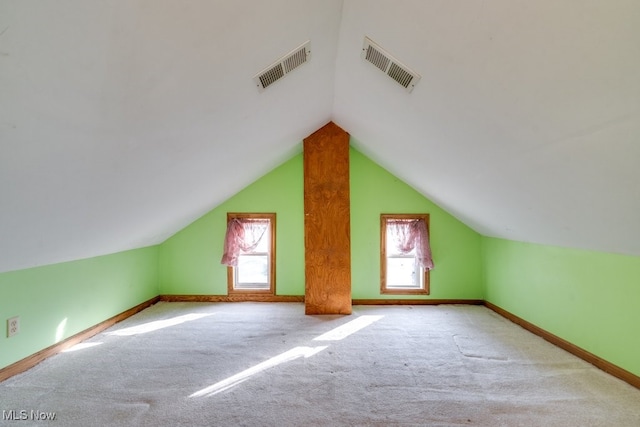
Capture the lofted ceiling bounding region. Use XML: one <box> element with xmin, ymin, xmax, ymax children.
<box><xmin>1</xmin><ymin>1</ymin><xmax>639</xmax><ymax>273</ymax></box>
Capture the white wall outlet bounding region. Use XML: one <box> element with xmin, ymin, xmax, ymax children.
<box><xmin>7</xmin><ymin>316</ymin><xmax>20</xmax><ymax>337</ymax></box>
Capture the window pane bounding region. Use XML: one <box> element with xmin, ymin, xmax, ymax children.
<box><xmin>239</xmin><ymin>224</ymin><xmax>270</xmax><ymax>254</ymax></box>
<box><xmin>236</xmin><ymin>255</ymin><xmax>269</xmax><ymax>289</ymax></box>
<box><xmin>386</xmin><ymin>257</ymin><xmax>421</xmax><ymax>289</ymax></box>
<box><xmin>386</xmin><ymin>222</ymin><xmax>416</xmax><ymax>256</ymax></box>
<box><xmin>386</xmin><ymin>241</ymin><xmax>416</xmax><ymax>257</ymax></box>
<box><xmin>251</xmin><ymin>227</ymin><xmax>270</xmax><ymax>253</ymax></box>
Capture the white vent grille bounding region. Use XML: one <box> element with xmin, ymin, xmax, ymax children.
<box><xmin>254</xmin><ymin>41</ymin><xmax>311</xmax><ymax>91</ymax></box>
<box><xmin>361</xmin><ymin>37</ymin><xmax>420</xmax><ymax>93</ymax></box>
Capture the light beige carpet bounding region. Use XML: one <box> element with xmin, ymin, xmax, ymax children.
<box><xmin>1</xmin><ymin>302</ymin><xmax>639</xmax><ymax>426</ymax></box>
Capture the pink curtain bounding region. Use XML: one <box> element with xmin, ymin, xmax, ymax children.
<box><xmin>220</xmin><ymin>218</ymin><xmax>269</xmax><ymax>266</ymax></box>
<box><xmin>387</xmin><ymin>219</ymin><xmax>434</xmax><ymax>270</ymax></box>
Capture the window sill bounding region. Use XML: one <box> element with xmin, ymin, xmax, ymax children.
<box><xmin>381</xmin><ymin>288</ymin><xmax>430</xmax><ymax>295</ymax></box>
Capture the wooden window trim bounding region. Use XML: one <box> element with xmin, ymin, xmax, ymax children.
<box><xmin>380</xmin><ymin>214</ymin><xmax>430</xmax><ymax>295</ymax></box>
<box><xmin>226</xmin><ymin>212</ymin><xmax>276</xmax><ymax>296</ymax></box>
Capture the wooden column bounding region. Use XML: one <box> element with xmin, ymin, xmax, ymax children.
<box><xmin>303</xmin><ymin>122</ymin><xmax>352</xmax><ymax>315</ymax></box>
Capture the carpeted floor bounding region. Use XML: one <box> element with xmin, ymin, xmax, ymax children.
<box><xmin>1</xmin><ymin>302</ymin><xmax>639</xmax><ymax>426</ymax></box>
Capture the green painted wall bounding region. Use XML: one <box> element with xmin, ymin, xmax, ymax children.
<box><xmin>350</xmin><ymin>147</ymin><xmax>483</xmax><ymax>299</ymax></box>
<box><xmin>159</xmin><ymin>153</ymin><xmax>306</xmax><ymax>295</ymax></box>
<box><xmin>159</xmin><ymin>144</ymin><xmax>484</xmax><ymax>300</ymax></box>
<box><xmin>482</xmin><ymin>237</ymin><xmax>640</xmax><ymax>377</ymax></box>
<box><xmin>0</xmin><ymin>246</ymin><xmax>159</xmax><ymax>369</ymax></box>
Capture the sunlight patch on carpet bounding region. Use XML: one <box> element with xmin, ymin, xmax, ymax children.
<box><xmin>189</xmin><ymin>346</ymin><xmax>328</xmax><ymax>398</ymax></box>
<box><xmin>313</xmin><ymin>315</ymin><xmax>384</xmax><ymax>341</ymax></box>
<box><xmin>190</xmin><ymin>315</ymin><xmax>383</xmax><ymax>398</ymax></box>
<box><xmin>106</xmin><ymin>313</ymin><xmax>214</xmax><ymax>336</ymax></box>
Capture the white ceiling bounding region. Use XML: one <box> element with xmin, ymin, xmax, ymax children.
<box><xmin>1</xmin><ymin>1</ymin><xmax>639</xmax><ymax>273</ymax></box>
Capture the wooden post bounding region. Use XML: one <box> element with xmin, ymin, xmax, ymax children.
<box><xmin>303</xmin><ymin>122</ymin><xmax>352</xmax><ymax>315</ymax></box>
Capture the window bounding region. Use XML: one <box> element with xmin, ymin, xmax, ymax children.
<box><xmin>221</xmin><ymin>213</ymin><xmax>276</xmax><ymax>295</ymax></box>
<box><xmin>380</xmin><ymin>214</ymin><xmax>433</xmax><ymax>295</ymax></box>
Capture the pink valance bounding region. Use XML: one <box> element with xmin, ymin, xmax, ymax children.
<box><xmin>387</xmin><ymin>218</ymin><xmax>434</xmax><ymax>270</ymax></box>
<box><xmin>220</xmin><ymin>218</ymin><xmax>269</xmax><ymax>267</ymax></box>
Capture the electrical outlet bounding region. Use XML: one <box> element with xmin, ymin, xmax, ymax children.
<box><xmin>7</xmin><ymin>316</ymin><xmax>20</xmax><ymax>337</ymax></box>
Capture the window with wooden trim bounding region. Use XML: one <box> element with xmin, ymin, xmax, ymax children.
<box><xmin>380</xmin><ymin>214</ymin><xmax>432</xmax><ymax>295</ymax></box>
<box><xmin>222</xmin><ymin>213</ymin><xmax>276</xmax><ymax>295</ymax></box>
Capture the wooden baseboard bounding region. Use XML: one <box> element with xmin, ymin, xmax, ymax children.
<box><xmin>352</xmin><ymin>299</ymin><xmax>484</xmax><ymax>305</ymax></box>
<box><xmin>161</xmin><ymin>296</ymin><xmax>483</xmax><ymax>305</ymax></box>
<box><xmin>0</xmin><ymin>296</ymin><xmax>159</xmax><ymax>383</ymax></box>
<box><xmin>159</xmin><ymin>294</ymin><xmax>305</xmax><ymax>303</ymax></box>
<box><xmin>484</xmin><ymin>301</ymin><xmax>640</xmax><ymax>390</ymax></box>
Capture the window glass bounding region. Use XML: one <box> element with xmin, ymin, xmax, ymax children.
<box><xmin>236</xmin><ymin>255</ymin><xmax>269</xmax><ymax>287</ymax></box>
<box><xmin>386</xmin><ymin>256</ymin><xmax>421</xmax><ymax>289</ymax></box>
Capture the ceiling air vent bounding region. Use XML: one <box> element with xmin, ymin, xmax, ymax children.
<box><xmin>253</xmin><ymin>41</ymin><xmax>311</xmax><ymax>92</ymax></box>
<box><xmin>361</xmin><ymin>37</ymin><xmax>420</xmax><ymax>93</ymax></box>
